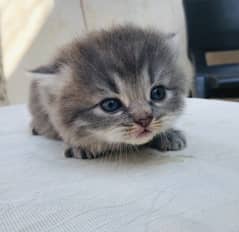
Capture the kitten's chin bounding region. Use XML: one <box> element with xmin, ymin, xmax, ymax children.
<box><xmin>123</xmin><ymin>132</ymin><xmax>155</xmax><ymax>145</ymax></box>
<box><xmin>95</xmin><ymin>130</ymin><xmax>154</xmax><ymax>145</ymax></box>
<box><xmin>94</xmin><ymin>125</ymin><xmax>168</xmax><ymax>145</ymax></box>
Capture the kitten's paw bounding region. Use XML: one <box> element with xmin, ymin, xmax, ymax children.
<box><xmin>149</xmin><ymin>129</ymin><xmax>186</xmax><ymax>151</ymax></box>
<box><xmin>64</xmin><ymin>147</ymin><xmax>99</xmax><ymax>159</ymax></box>
<box><xmin>32</xmin><ymin>128</ymin><xmax>39</xmax><ymax>136</ymax></box>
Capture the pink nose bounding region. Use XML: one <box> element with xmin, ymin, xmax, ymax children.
<box><xmin>134</xmin><ymin>115</ymin><xmax>153</xmax><ymax>128</ymax></box>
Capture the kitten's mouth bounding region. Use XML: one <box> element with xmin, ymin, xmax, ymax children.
<box><xmin>124</xmin><ymin>126</ymin><xmax>154</xmax><ymax>145</ymax></box>
<box><xmin>135</xmin><ymin>128</ymin><xmax>152</xmax><ymax>138</ymax></box>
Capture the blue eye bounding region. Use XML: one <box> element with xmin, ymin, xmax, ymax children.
<box><xmin>100</xmin><ymin>98</ymin><xmax>122</xmax><ymax>113</ymax></box>
<box><xmin>151</xmin><ymin>86</ymin><xmax>166</xmax><ymax>101</ymax></box>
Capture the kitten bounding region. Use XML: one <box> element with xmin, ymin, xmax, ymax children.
<box><xmin>29</xmin><ymin>25</ymin><xmax>191</xmax><ymax>159</ymax></box>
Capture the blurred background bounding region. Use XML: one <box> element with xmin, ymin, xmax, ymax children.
<box><xmin>1</xmin><ymin>0</ymin><xmax>239</xmax><ymax>106</ymax></box>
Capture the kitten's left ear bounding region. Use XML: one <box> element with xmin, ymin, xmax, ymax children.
<box><xmin>165</xmin><ymin>32</ymin><xmax>177</xmax><ymax>40</ymax></box>
<box><xmin>27</xmin><ymin>63</ymin><xmax>59</xmax><ymax>79</ymax></box>
<box><xmin>164</xmin><ymin>32</ymin><xmax>181</xmax><ymax>56</ymax></box>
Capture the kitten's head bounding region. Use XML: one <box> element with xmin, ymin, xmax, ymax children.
<box><xmin>32</xmin><ymin>25</ymin><xmax>191</xmax><ymax>145</ymax></box>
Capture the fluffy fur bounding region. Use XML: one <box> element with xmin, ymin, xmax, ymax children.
<box><xmin>28</xmin><ymin>25</ymin><xmax>191</xmax><ymax>159</ymax></box>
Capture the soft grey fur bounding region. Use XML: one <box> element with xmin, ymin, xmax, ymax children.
<box><xmin>29</xmin><ymin>25</ymin><xmax>191</xmax><ymax>159</ymax></box>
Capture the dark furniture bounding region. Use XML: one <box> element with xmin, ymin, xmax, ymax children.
<box><xmin>183</xmin><ymin>0</ymin><xmax>239</xmax><ymax>98</ymax></box>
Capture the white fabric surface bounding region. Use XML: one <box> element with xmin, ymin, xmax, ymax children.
<box><xmin>0</xmin><ymin>99</ymin><xmax>239</xmax><ymax>232</ymax></box>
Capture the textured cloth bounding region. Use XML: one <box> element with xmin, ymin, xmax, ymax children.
<box><xmin>0</xmin><ymin>99</ymin><xmax>239</xmax><ymax>232</ymax></box>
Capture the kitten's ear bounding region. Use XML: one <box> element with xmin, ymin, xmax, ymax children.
<box><xmin>164</xmin><ymin>32</ymin><xmax>180</xmax><ymax>55</ymax></box>
<box><xmin>27</xmin><ymin>63</ymin><xmax>59</xmax><ymax>79</ymax></box>
<box><xmin>165</xmin><ymin>32</ymin><xmax>177</xmax><ymax>40</ymax></box>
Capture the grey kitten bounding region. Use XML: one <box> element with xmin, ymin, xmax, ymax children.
<box><xmin>29</xmin><ymin>25</ymin><xmax>191</xmax><ymax>159</ymax></box>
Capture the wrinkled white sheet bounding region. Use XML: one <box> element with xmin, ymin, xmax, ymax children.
<box><xmin>1</xmin><ymin>99</ymin><xmax>239</xmax><ymax>232</ymax></box>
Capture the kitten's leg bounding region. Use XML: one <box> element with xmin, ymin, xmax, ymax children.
<box><xmin>32</xmin><ymin>128</ymin><xmax>39</xmax><ymax>136</ymax></box>
<box><xmin>148</xmin><ymin>129</ymin><xmax>186</xmax><ymax>151</ymax></box>
<box><xmin>64</xmin><ymin>147</ymin><xmax>100</xmax><ymax>159</ymax></box>
<box><xmin>31</xmin><ymin>118</ymin><xmax>60</xmax><ymax>140</ymax></box>
<box><xmin>29</xmin><ymin>80</ymin><xmax>61</xmax><ymax>140</ymax></box>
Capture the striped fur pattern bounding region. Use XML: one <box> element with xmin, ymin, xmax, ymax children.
<box><xmin>28</xmin><ymin>25</ymin><xmax>192</xmax><ymax>159</ymax></box>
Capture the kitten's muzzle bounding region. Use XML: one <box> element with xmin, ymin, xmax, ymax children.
<box><xmin>129</xmin><ymin>101</ymin><xmax>153</xmax><ymax>128</ymax></box>
<box><xmin>133</xmin><ymin>114</ymin><xmax>153</xmax><ymax>128</ymax></box>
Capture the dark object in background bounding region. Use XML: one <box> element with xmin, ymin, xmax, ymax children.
<box><xmin>183</xmin><ymin>0</ymin><xmax>239</xmax><ymax>98</ymax></box>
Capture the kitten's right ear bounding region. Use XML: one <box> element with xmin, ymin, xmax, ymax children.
<box><xmin>164</xmin><ymin>32</ymin><xmax>180</xmax><ymax>51</ymax></box>
<box><xmin>27</xmin><ymin>63</ymin><xmax>59</xmax><ymax>79</ymax></box>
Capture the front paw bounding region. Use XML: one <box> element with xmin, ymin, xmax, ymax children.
<box><xmin>32</xmin><ymin>128</ymin><xmax>39</xmax><ymax>136</ymax></box>
<box><xmin>64</xmin><ymin>147</ymin><xmax>99</xmax><ymax>159</ymax></box>
<box><xmin>149</xmin><ymin>129</ymin><xmax>186</xmax><ymax>151</ymax></box>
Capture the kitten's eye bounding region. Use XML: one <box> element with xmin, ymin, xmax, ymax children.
<box><xmin>150</xmin><ymin>85</ymin><xmax>166</xmax><ymax>101</ymax></box>
<box><xmin>100</xmin><ymin>98</ymin><xmax>122</xmax><ymax>113</ymax></box>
